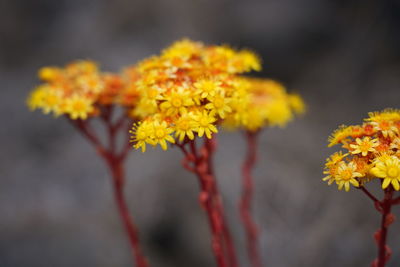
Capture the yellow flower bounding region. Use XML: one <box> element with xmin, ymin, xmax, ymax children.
<box><xmin>371</xmin><ymin>121</ymin><xmax>398</xmax><ymax>138</ymax></box>
<box><xmin>366</xmin><ymin>109</ymin><xmax>400</xmax><ymax>123</ymax></box>
<box><xmin>160</xmin><ymin>88</ymin><xmax>194</xmax><ymax>116</ymax></box>
<box><xmin>194</xmin><ymin>80</ymin><xmax>222</xmax><ymax>99</ymax></box>
<box><xmin>194</xmin><ymin>111</ymin><xmax>218</xmax><ymax>139</ymax></box>
<box><xmin>151</xmin><ymin>120</ymin><xmax>175</xmax><ymax>150</ymax></box>
<box><xmin>371</xmin><ymin>156</ymin><xmax>400</xmax><ymax>190</ymax></box>
<box><xmin>174</xmin><ymin>112</ymin><xmax>198</xmax><ymax>142</ymax></box>
<box><xmin>327</xmin><ymin>125</ymin><xmax>353</xmax><ymax>147</ymax></box>
<box><xmin>325</xmin><ymin>151</ymin><xmax>348</xmax><ymax>167</ymax></box>
<box><xmin>129</xmin><ymin>121</ymin><xmax>155</xmax><ymax>153</ymax></box>
<box><xmin>288</xmin><ymin>93</ymin><xmax>306</xmax><ymax>115</ymax></box>
<box><xmin>65</xmin><ymin>96</ymin><xmax>94</xmax><ymax>120</ymax></box>
<box><xmin>349</xmin><ymin>137</ymin><xmax>379</xmax><ymax>156</ymax></box>
<box><xmin>205</xmin><ymin>93</ymin><xmax>232</xmax><ymax>119</ymax></box>
<box><xmin>335</xmin><ymin>161</ymin><xmax>362</xmax><ymax>192</ymax></box>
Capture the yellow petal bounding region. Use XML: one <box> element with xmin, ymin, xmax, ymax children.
<box><xmin>382</xmin><ymin>178</ymin><xmax>391</xmax><ymax>189</ymax></box>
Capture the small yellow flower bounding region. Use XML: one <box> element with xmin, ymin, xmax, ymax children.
<box><xmin>371</xmin><ymin>156</ymin><xmax>400</xmax><ymax>190</ymax></box>
<box><xmin>194</xmin><ymin>80</ymin><xmax>222</xmax><ymax>99</ymax></box>
<box><xmin>349</xmin><ymin>137</ymin><xmax>379</xmax><ymax>156</ymax></box>
<box><xmin>371</xmin><ymin>121</ymin><xmax>398</xmax><ymax>138</ymax></box>
<box><xmin>335</xmin><ymin>161</ymin><xmax>363</xmax><ymax>192</ymax></box>
<box><xmin>152</xmin><ymin>120</ymin><xmax>175</xmax><ymax>150</ymax></box>
<box><xmin>325</xmin><ymin>151</ymin><xmax>348</xmax><ymax>167</ymax></box>
<box><xmin>65</xmin><ymin>96</ymin><xmax>94</xmax><ymax>120</ymax></box>
<box><xmin>194</xmin><ymin>111</ymin><xmax>218</xmax><ymax>139</ymax></box>
<box><xmin>205</xmin><ymin>93</ymin><xmax>232</xmax><ymax>119</ymax></box>
<box><xmin>288</xmin><ymin>93</ymin><xmax>306</xmax><ymax>115</ymax></box>
<box><xmin>160</xmin><ymin>88</ymin><xmax>194</xmax><ymax>116</ymax></box>
<box><xmin>130</xmin><ymin>121</ymin><xmax>155</xmax><ymax>153</ymax></box>
<box><xmin>174</xmin><ymin>112</ymin><xmax>198</xmax><ymax>142</ymax></box>
<box><xmin>328</xmin><ymin>125</ymin><xmax>353</xmax><ymax>147</ymax></box>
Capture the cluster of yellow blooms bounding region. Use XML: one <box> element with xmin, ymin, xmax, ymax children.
<box><xmin>27</xmin><ymin>60</ymin><xmax>140</xmax><ymax>120</ymax></box>
<box><xmin>26</xmin><ymin>39</ymin><xmax>306</xmax><ymax>153</ymax></box>
<box><xmin>323</xmin><ymin>109</ymin><xmax>400</xmax><ymax>191</ymax></box>
<box><xmin>130</xmin><ymin>39</ymin><xmax>305</xmax><ymax>152</ymax></box>
<box><xmin>223</xmin><ymin>78</ymin><xmax>305</xmax><ymax>131</ymax></box>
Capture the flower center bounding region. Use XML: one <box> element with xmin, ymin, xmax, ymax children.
<box><xmin>171</xmin><ymin>98</ymin><xmax>182</xmax><ymax>107</ymax></box>
<box><xmin>178</xmin><ymin>120</ymin><xmax>190</xmax><ymax>130</ymax></box>
<box><xmin>387</xmin><ymin>167</ymin><xmax>399</xmax><ymax>178</ymax></box>
<box><xmin>213</xmin><ymin>97</ymin><xmax>224</xmax><ymax>108</ymax></box>
<box><xmin>359</xmin><ymin>142</ymin><xmax>371</xmax><ymax>152</ymax></box>
<box><xmin>341</xmin><ymin>169</ymin><xmax>353</xmax><ymax>180</ymax></box>
<box><xmin>155</xmin><ymin>128</ymin><xmax>166</xmax><ymax>138</ymax></box>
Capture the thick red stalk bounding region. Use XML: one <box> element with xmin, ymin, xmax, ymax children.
<box><xmin>205</xmin><ymin>138</ymin><xmax>238</xmax><ymax>267</ymax></box>
<box><xmin>359</xmin><ymin>186</ymin><xmax>395</xmax><ymax>267</ymax></box>
<box><xmin>178</xmin><ymin>139</ymin><xmax>230</xmax><ymax>267</ymax></box>
<box><xmin>240</xmin><ymin>130</ymin><xmax>262</xmax><ymax>267</ymax></box>
<box><xmin>69</xmin><ymin>114</ymin><xmax>148</xmax><ymax>267</ymax></box>
<box><xmin>374</xmin><ymin>189</ymin><xmax>393</xmax><ymax>267</ymax></box>
<box><xmin>106</xmin><ymin>156</ymin><xmax>149</xmax><ymax>267</ymax></box>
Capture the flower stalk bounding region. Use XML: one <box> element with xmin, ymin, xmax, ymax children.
<box><xmin>240</xmin><ymin>130</ymin><xmax>262</xmax><ymax>267</ymax></box>
<box><xmin>177</xmin><ymin>137</ymin><xmax>237</xmax><ymax>267</ymax></box>
<box><xmin>359</xmin><ymin>186</ymin><xmax>397</xmax><ymax>267</ymax></box>
<box><xmin>69</xmin><ymin>107</ymin><xmax>148</xmax><ymax>267</ymax></box>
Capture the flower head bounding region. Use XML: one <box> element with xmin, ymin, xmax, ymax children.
<box><xmin>130</xmin><ymin>39</ymin><xmax>261</xmax><ymax>151</ymax></box>
<box><xmin>324</xmin><ymin>109</ymin><xmax>400</xmax><ymax>191</ymax></box>
<box><xmin>27</xmin><ymin>60</ymin><xmax>142</xmax><ymax>120</ymax></box>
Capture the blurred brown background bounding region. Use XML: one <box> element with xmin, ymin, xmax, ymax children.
<box><xmin>1</xmin><ymin>0</ymin><xmax>400</xmax><ymax>266</ymax></box>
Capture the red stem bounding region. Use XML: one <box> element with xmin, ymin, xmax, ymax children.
<box><xmin>107</xmin><ymin>157</ymin><xmax>149</xmax><ymax>267</ymax></box>
<box><xmin>68</xmin><ymin>116</ymin><xmax>148</xmax><ymax>267</ymax></box>
<box><xmin>373</xmin><ymin>188</ymin><xmax>394</xmax><ymax>267</ymax></box>
<box><xmin>205</xmin><ymin>138</ymin><xmax>238</xmax><ymax>267</ymax></box>
<box><xmin>240</xmin><ymin>130</ymin><xmax>262</xmax><ymax>267</ymax></box>
<box><xmin>177</xmin><ymin>140</ymin><xmax>227</xmax><ymax>267</ymax></box>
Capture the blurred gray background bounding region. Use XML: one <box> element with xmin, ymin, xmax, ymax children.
<box><xmin>1</xmin><ymin>0</ymin><xmax>400</xmax><ymax>266</ymax></box>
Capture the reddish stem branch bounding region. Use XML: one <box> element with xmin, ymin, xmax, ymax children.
<box><xmin>177</xmin><ymin>140</ymin><xmax>228</xmax><ymax>267</ymax></box>
<box><xmin>240</xmin><ymin>130</ymin><xmax>262</xmax><ymax>267</ymax></box>
<box><xmin>205</xmin><ymin>138</ymin><xmax>238</xmax><ymax>267</ymax></box>
<box><xmin>372</xmin><ymin>188</ymin><xmax>394</xmax><ymax>267</ymax></box>
<box><xmin>107</xmin><ymin>156</ymin><xmax>149</xmax><ymax>267</ymax></box>
<box><xmin>68</xmin><ymin>116</ymin><xmax>148</xmax><ymax>267</ymax></box>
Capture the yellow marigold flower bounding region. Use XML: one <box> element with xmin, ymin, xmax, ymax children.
<box><xmin>349</xmin><ymin>137</ymin><xmax>379</xmax><ymax>156</ymax></box>
<box><xmin>65</xmin><ymin>96</ymin><xmax>94</xmax><ymax>120</ymax></box>
<box><xmin>335</xmin><ymin>161</ymin><xmax>362</xmax><ymax>192</ymax></box>
<box><xmin>194</xmin><ymin>111</ymin><xmax>218</xmax><ymax>139</ymax></box>
<box><xmin>371</xmin><ymin>156</ymin><xmax>400</xmax><ymax>190</ymax></box>
<box><xmin>174</xmin><ymin>112</ymin><xmax>198</xmax><ymax>142</ymax></box>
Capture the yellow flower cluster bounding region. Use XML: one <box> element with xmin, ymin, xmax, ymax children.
<box><xmin>324</xmin><ymin>109</ymin><xmax>400</xmax><ymax>191</ymax></box>
<box><xmin>223</xmin><ymin>78</ymin><xmax>306</xmax><ymax>131</ymax></box>
<box><xmin>27</xmin><ymin>60</ymin><xmax>140</xmax><ymax>120</ymax></box>
<box><xmin>130</xmin><ymin>39</ymin><xmax>262</xmax><ymax>152</ymax></box>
